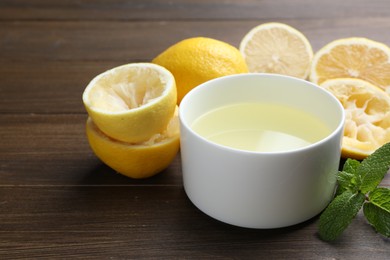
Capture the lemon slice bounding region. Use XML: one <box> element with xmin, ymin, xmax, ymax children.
<box><xmin>86</xmin><ymin>107</ymin><xmax>180</xmax><ymax>179</ymax></box>
<box><xmin>82</xmin><ymin>63</ymin><xmax>177</xmax><ymax>143</ymax></box>
<box><xmin>320</xmin><ymin>78</ymin><xmax>390</xmax><ymax>159</ymax></box>
<box><xmin>239</xmin><ymin>22</ymin><xmax>313</xmax><ymax>79</ymax></box>
<box><xmin>152</xmin><ymin>37</ymin><xmax>248</xmax><ymax>104</ymax></box>
<box><xmin>310</xmin><ymin>37</ymin><xmax>390</xmax><ymax>94</ymax></box>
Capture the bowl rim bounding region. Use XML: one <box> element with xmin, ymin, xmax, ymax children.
<box><xmin>179</xmin><ymin>73</ymin><xmax>345</xmax><ymax>155</ymax></box>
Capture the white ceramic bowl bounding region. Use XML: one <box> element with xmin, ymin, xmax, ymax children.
<box><xmin>179</xmin><ymin>73</ymin><xmax>345</xmax><ymax>228</ymax></box>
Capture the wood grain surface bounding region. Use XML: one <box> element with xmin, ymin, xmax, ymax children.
<box><xmin>1</xmin><ymin>0</ymin><xmax>389</xmax><ymax>259</ymax></box>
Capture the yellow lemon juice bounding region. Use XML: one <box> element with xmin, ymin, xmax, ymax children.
<box><xmin>191</xmin><ymin>102</ymin><xmax>331</xmax><ymax>152</ymax></box>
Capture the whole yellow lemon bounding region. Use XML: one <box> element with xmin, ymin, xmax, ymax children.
<box><xmin>153</xmin><ymin>37</ymin><xmax>248</xmax><ymax>104</ymax></box>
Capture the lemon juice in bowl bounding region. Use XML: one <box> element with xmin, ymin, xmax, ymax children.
<box><xmin>179</xmin><ymin>73</ymin><xmax>345</xmax><ymax>228</ymax></box>
<box><xmin>191</xmin><ymin>102</ymin><xmax>331</xmax><ymax>152</ymax></box>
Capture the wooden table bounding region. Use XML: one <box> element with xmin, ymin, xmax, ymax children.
<box><xmin>1</xmin><ymin>0</ymin><xmax>389</xmax><ymax>258</ymax></box>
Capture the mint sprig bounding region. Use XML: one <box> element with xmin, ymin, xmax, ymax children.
<box><xmin>319</xmin><ymin>142</ymin><xmax>390</xmax><ymax>241</ymax></box>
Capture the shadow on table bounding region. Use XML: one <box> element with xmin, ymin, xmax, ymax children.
<box><xmin>79</xmin><ymin>154</ymin><xmax>182</xmax><ymax>186</ymax></box>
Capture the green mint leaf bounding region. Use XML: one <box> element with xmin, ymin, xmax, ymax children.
<box><xmin>342</xmin><ymin>158</ymin><xmax>361</xmax><ymax>174</ymax></box>
<box><xmin>319</xmin><ymin>191</ymin><xmax>365</xmax><ymax>241</ymax></box>
<box><xmin>336</xmin><ymin>171</ymin><xmax>354</xmax><ymax>195</ymax></box>
<box><xmin>368</xmin><ymin>187</ymin><xmax>390</xmax><ymax>212</ymax></box>
<box><xmin>336</xmin><ymin>159</ymin><xmax>361</xmax><ymax>196</ymax></box>
<box><xmin>336</xmin><ymin>171</ymin><xmax>357</xmax><ymax>195</ymax></box>
<box><xmin>363</xmin><ymin>188</ymin><xmax>390</xmax><ymax>237</ymax></box>
<box><xmin>363</xmin><ymin>203</ymin><xmax>390</xmax><ymax>237</ymax></box>
<box><xmin>357</xmin><ymin>142</ymin><xmax>390</xmax><ymax>194</ymax></box>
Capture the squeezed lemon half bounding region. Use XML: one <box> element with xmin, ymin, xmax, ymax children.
<box><xmin>320</xmin><ymin>78</ymin><xmax>390</xmax><ymax>159</ymax></box>
<box><xmin>83</xmin><ymin>63</ymin><xmax>177</xmax><ymax>143</ymax></box>
<box><xmin>86</xmin><ymin>107</ymin><xmax>180</xmax><ymax>179</ymax></box>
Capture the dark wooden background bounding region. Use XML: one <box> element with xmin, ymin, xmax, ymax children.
<box><xmin>1</xmin><ymin>0</ymin><xmax>389</xmax><ymax>259</ymax></box>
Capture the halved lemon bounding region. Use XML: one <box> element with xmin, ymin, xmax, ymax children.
<box><xmin>320</xmin><ymin>78</ymin><xmax>390</xmax><ymax>159</ymax></box>
<box><xmin>82</xmin><ymin>63</ymin><xmax>177</xmax><ymax>143</ymax></box>
<box><xmin>239</xmin><ymin>22</ymin><xmax>313</xmax><ymax>79</ymax></box>
<box><xmin>85</xmin><ymin>107</ymin><xmax>180</xmax><ymax>179</ymax></box>
<box><xmin>310</xmin><ymin>37</ymin><xmax>390</xmax><ymax>94</ymax></box>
